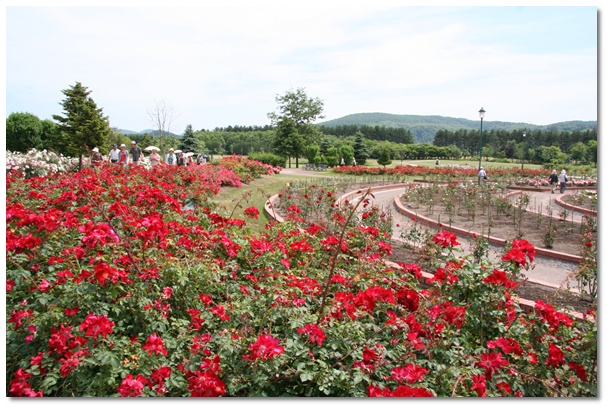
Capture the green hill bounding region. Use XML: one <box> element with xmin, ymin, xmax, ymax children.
<box><xmin>317</xmin><ymin>112</ymin><xmax>597</xmax><ymax>143</ymax></box>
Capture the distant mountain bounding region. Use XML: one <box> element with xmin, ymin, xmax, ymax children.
<box><xmin>118</xmin><ymin>129</ymin><xmax>180</xmax><ymax>137</ymax></box>
<box><xmin>317</xmin><ymin>113</ymin><xmax>597</xmax><ymax>143</ymax></box>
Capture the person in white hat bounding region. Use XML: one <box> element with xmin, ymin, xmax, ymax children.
<box><xmin>559</xmin><ymin>169</ymin><xmax>568</xmax><ymax>193</ymax></box>
<box><xmin>129</xmin><ymin>141</ymin><xmax>142</xmax><ymax>165</ymax></box>
<box><xmin>91</xmin><ymin>147</ymin><xmax>103</xmax><ymax>168</ymax></box>
<box><xmin>118</xmin><ymin>143</ymin><xmax>129</xmax><ymax>167</ymax></box>
<box><xmin>166</xmin><ymin>148</ymin><xmax>177</xmax><ymax>166</ymax></box>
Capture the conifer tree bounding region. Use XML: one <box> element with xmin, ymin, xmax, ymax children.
<box><xmin>179</xmin><ymin>124</ymin><xmax>198</xmax><ymax>153</ymax></box>
<box><xmin>353</xmin><ymin>132</ymin><xmax>369</xmax><ymax>165</ymax></box>
<box><xmin>52</xmin><ymin>82</ymin><xmax>110</xmax><ymax>168</ymax></box>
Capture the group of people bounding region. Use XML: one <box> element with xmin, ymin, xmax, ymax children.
<box><xmin>105</xmin><ymin>141</ymin><xmax>142</xmax><ymax>167</ymax></box>
<box><xmin>91</xmin><ymin>141</ymin><xmax>207</xmax><ymax>169</ymax></box>
<box><xmin>548</xmin><ymin>169</ymin><xmax>569</xmax><ymax>193</ymax></box>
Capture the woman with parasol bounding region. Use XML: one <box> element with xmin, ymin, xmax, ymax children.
<box><xmin>145</xmin><ymin>146</ymin><xmax>161</xmax><ymax>167</ymax></box>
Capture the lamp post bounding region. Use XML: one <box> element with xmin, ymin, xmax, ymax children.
<box><xmin>521</xmin><ymin>132</ymin><xmax>526</xmax><ymax>170</ymax></box>
<box><xmin>478</xmin><ymin>107</ymin><xmax>486</xmax><ymax>170</ymax></box>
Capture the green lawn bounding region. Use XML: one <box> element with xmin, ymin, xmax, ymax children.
<box><xmin>212</xmin><ymin>173</ymin><xmax>311</xmax><ymax>233</ymax></box>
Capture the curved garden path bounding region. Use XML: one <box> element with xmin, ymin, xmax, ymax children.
<box><xmin>279</xmin><ymin>168</ymin><xmax>594</xmax><ymax>291</ymax></box>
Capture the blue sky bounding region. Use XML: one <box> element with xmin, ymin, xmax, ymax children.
<box><xmin>3</xmin><ymin>1</ymin><xmax>601</xmax><ymax>134</ymax></box>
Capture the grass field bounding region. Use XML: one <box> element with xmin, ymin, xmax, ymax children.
<box><xmin>212</xmin><ymin>173</ymin><xmax>311</xmax><ymax>233</ymax></box>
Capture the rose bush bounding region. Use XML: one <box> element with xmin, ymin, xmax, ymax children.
<box><xmin>6</xmin><ymin>161</ymin><xmax>597</xmax><ymax>397</ymax></box>
<box><xmin>333</xmin><ymin>165</ymin><xmax>597</xmax><ymax>188</ymax></box>
<box><xmin>5</xmin><ymin>149</ymin><xmax>80</xmax><ymax>178</ymax></box>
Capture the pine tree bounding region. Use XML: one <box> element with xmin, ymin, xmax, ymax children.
<box><xmin>179</xmin><ymin>124</ymin><xmax>198</xmax><ymax>153</ymax></box>
<box><xmin>377</xmin><ymin>145</ymin><xmax>392</xmax><ymax>167</ymax></box>
<box><xmin>353</xmin><ymin>132</ymin><xmax>369</xmax><ymax>165</ymax></box>
<box><xmin>52</xmin><ymin>82</ymin><xmax>110</xmax><ymax>168</ymax></box>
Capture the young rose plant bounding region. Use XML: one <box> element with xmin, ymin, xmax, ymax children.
<box><xmin>6</xmin><ymin>163</ymin><xmax>597</xmax><ymax>397</ymax></box>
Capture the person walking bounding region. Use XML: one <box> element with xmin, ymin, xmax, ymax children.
<box><xmin>166</xmin><ymin>148</ymin><xmax>177</xmax><ymax>166</ymax></box>
<box><xmin>478</xmin><ymin>167</ymin><xmax>487</xmax><ymax>185</ymax></box>
<box><xmin>118</xmin><ymin>144</ymin><xmax>129</xmax><ymax>167</ymax></box>
<box><xmin>149</xmin><ymin>148</ymin><xmax>161</xmax><ymax>167</ymax></box>
<box><xmin>559</xmin><ymin>169</ymin><xmax>568</xmax><ymax>193</ymax></box>
<box><xmin>108</xmin><ymin>143</ymin><xmax>120</xmax><ymax>164</ymax></box>
<box><xmin>129</xmin><ymin>141</ymin><xmax>142</xmax><ymax>165</ymax></box>
<box><xmin>549</xmin><ymin>169</ymin><xmax>559</xmax><ymax>193</ymax></box>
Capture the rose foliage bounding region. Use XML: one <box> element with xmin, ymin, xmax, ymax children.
<box><xmin>6</xmin><ymin>161</ymin><xmax>597</xmax><ymax>397</ymax></box>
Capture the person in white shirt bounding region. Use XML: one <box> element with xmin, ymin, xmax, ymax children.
<box><xmin>166</xmin><ymin>148</ymin><xmax>177</xmax><ymax>166</ymax></box>
<box><xmin>108</xmin><ymin>144</ymin><xmax>120</xmax><ymax>164</ymax></box>
<box><xmin>478</xmin><ymin>167</ymin><xmax>487</xmax><ymax>185</ymax></box>
<box><xmin>558</xmin><ymin>169</ymin><xmax>568</xmax><ymax>193</ymax></box>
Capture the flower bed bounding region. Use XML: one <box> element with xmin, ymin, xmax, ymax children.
<box><xmin>6</xmin><ymin>163</ymin><xmax>597</xmax><ymax>397</ymax></box>
<box><xmin>333</xmin><ymin>165</ymin><xmax>597</xmax><ymax>188</ymax></box>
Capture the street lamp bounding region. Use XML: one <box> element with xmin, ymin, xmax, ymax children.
<box><xmin>478</xmin><ymin>107</ymin><xmax>486</xmax><ymax>170</ymax></box>
<box><xmin>521</xmin><ymin>132</ymin><xmax>526</xmax><ymax>170</ymax></box>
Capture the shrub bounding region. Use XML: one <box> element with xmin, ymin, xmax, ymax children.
<box><xmin>6</xmin><ymin>164</ymin><xmax>597</xmax><ymax>397</ymax></box>
<box><xmin>248</xmin><ymin>152</ymin><xmax>286</xmax><ymax>168</ymax></box>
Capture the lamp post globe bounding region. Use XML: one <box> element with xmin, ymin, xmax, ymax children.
<box><xmin>478</xmin><ymin>108</ymin><xmax>486</xmax><ymax>170</ymax></box>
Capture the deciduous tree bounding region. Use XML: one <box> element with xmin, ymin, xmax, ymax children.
<box><xmin>147</xmin><ymin>99</ymin><xmax>177</xmax><ymax>156</ymax></box>
<box><xmin>268</xmin><ymin>88</ymin><xmax>324</xmax><ymax>167</ymax></box>
<box><xmin>6</xmin><ymin>112</ymin><xmax>43</xmax><ymax>153</ymax></box>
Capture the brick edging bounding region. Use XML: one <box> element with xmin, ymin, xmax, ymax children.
<box><xmin>394</xmin><ymin>195</ymin><xmax>583</xmax><ymax>264</ymax></box>
<box><xmin>555</xmin><ymin>194</ymin><xmax>598</xmax><ymax>216</ymax></box>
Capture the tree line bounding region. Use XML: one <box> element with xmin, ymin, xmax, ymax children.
<box><xmin>318</xmin><ymin>124</ymin><xmax>414</xmax><ymax>145</ymax></box>
<box><xmin>6</xmin><ymin>81</ymin><xmax>598</xmax><ymax>169</ymax></box>
<box><xmin>433</xmin><ymin>128</ymin><xmax>597</xmax><ymax>165</ymax></box>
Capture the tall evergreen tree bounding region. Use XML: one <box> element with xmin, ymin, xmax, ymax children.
<box><xmin>352</xmin><ymin>132</ymin><xmax>369</xmax><ymax>165</ymax></box>
<box><xmin>52</xmin><ymin>82</ymin><xmax>110</xmax><ymax>168</ymax></box>
<box><xmin>179</xmin><ymin>124</ymin><xmax>198</xmax><ymax>153</ymax></box>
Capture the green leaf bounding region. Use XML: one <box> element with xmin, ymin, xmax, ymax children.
<box><xmin>300</xmin><ymin>373</ymin><xmax>313</xmax><ymax>382</ymax></box>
